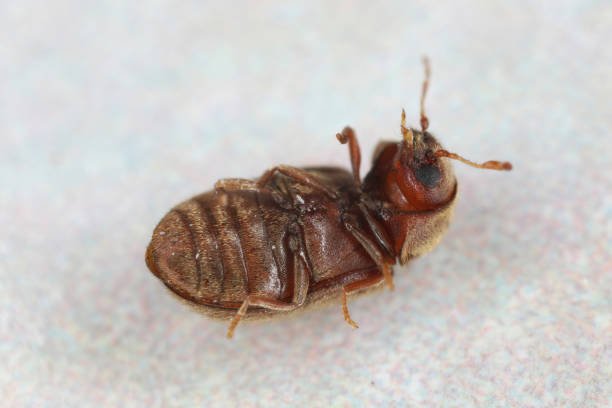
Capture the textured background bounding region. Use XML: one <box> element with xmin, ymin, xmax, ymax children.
<box><xmin>1</xmin><ymin>1</ymin><xmax>611</xmax><ymax>407</ymax></box>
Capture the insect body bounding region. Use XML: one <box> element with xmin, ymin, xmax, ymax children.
<box><xmin>145</xmin><ymin>59</ymin><xmax>512</xmax><ymax>338</ymax></box>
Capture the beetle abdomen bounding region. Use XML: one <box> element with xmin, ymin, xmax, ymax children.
<box><xmin>146</xmin><ymin>189</ymin><xmax>294</xmax><ymax>308</ymax></box>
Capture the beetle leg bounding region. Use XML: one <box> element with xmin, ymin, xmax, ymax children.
<box><xmin>226</xmin><ymin>293</ymin><xmax>304</xmax><ymax>339</ymax></box>
<box><xmin>340</xmin><ymin>273</ymin><xmax>386</xmax><ymax>329</ymax></box>
<box><xmin>226</xmin><ymin>297</ymin><xmax>249</xmax><ymax>339</ymax></box>
<box><xmin>226</xmin><ymin>242</ymin><xmax>310</xmax><ymax>339</ymax></box>
<box><xmin>215</xmin><ymin>178</ymin><xmax>259</xmax><ymax>193</ymax></box>
<box><xmin>257</xmin><ymin>165</ymin><xmax>338</xmax><ymax>200</ymax></box>
<box><xmin>343</xmin><ymin>215</ymin><xmax>395</xmax><ymax>291</ymax></box>
<box><xmin>341</xmin><ymin>289</ymin><xmax>359</xmax><ymax>328</ymax></box>
<box><xmin>335</xmin><ymin>126</ymin><xmax>362</xmax><ymax>187</ymax></box>
<box><xmin>215</xmin><ymin>178</ymin><xmax>292</xmax><ymax>210</ymax></box>
<box><xmin>357</xmin><ymin>203</ymin><xmax>395</xmax><ymax>259</ymax></box>
<box><xmin>382</xmin><ymin>264</ymin><xmax>394</xmax><ymax>291</ymax></box>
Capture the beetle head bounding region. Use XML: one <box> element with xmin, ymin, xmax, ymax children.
<box><xmin>364</xmin><ymin>120</ymin><xmax>510</xmax><ymax>263</ymax></box>
<box><xmin>364</xmin><ymin>127</ymin><xmax>458</xmax><ymax>263</ymax></box>
<box><xmin>370</xmin><ymin>123</ymin><xmax>457</xmax><ymax>212</ymax></box>
<box><xmin>362</xmin><ymin>58</ymin><xmax>511</xmax><ymax>263</ymax></box>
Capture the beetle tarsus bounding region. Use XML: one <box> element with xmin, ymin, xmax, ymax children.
<box><xmin>227</xmin><ymin>298</ymin><xmax>250</xmax><ymax>339</ymax></box>
<box><xmin>382</xmin><ymin>264</ymin><xmax>394</xmax><ymax>291</ymax></box>
<box><xmin>342</xmin><ymin>290</ymin><xmax>359</xmax><ymax>329</ymax></box>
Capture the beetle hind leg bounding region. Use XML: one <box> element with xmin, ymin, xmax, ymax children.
<box><xmin>226</xmin><ymin>295</ymin><xmax>304</xmax><ymax>339</ymax></box>
<box><xmin>226</xmin><ymin>241</ymin><xmax>310</xmax><ymax>339</ymax></box>
<box><xmin>227</xmin><ymin>297</ymin><xmax>250</xmax><ymax>339</ymax></box>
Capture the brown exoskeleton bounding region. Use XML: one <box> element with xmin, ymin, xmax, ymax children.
<box><xmin>145</xmin><ymin>58</ymin><xmax>512</xmax><ymax>338</ymax></box>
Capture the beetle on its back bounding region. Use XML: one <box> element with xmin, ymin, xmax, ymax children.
<box><xmin>145</xmin><ymin>58</ymin><xmax>512</xmax><ymax>338</ymax></box>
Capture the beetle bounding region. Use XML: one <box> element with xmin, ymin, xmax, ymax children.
<box><xmin>145</xmin><ymin>58</ymin><xmax>512</xmax><ymax>338</ymax></box>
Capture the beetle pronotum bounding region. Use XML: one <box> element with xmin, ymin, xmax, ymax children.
<box><xmin>146</xmin><ymin>58</ymin><xmax>512</xmax><ymax>338</ymax></box>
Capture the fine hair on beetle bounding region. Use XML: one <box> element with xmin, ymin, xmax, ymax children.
<box><xmin>145</xmin><ymin>57</ymin><xmax>512</xmax><ymax>338</ymax></box>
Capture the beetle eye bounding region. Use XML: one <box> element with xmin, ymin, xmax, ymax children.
<box><xmin>414</xmin><ymin>164</ymin><xmax>441</xmax><ymax>188</ymax></box>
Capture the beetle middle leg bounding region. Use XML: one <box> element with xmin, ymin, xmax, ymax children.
<box><xmin>226</xmin><ymin>229</ymin><xmax>311</xmax><ymax>338</ymax></box>
<box><xmin>341</xmin><ymin>273</ymin><xmax>386</xmax><ymax>329</ymax></box>
<box><xmin>257</xmin><ymin>165</ymin><xmax>338</xmax><ymax>199</ymax></box>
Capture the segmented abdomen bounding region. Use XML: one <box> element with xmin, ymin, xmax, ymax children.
<box><xmin>146</xmin><ymin>189</ymin><xmax>294</xmax><ymax>307</ymax></box>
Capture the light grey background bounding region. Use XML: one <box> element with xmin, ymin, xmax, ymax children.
<box><xmin>1</xmin><ymin>1</ymin><xmax>611</xmax><ymax>407</ymax></box>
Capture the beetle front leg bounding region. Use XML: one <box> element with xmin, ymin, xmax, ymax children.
<box><xmin>343</xmin><ymin>215</ymin><xmax>395</xmax><ymax>291</ymax></box>
<box><xmin>342</xmin><ymin>289</ymin><xmax>359</xmax><ymax>328</ymax></box>
<box><xmin>226</xmin><ymin>292</ymin><xmax>307</xmax><ymax>339</ymax></box>
<box><xmin>335</xmin><ymin>126</ymin><xmax>362</xmax><ymax>187</ymax></box>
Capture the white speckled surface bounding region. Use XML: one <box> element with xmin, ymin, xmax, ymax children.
<box><xmin>1</xmin><ymin>1</ymin><xmax>611</xmax><ymax>407</ymax></box>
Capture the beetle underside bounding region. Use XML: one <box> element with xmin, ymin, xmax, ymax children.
<box><xmin>145</xmin><ymin>57</ymin><xmax>511</xmax><ymax>338</ymax></box>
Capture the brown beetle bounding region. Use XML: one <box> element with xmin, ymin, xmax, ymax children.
<box><xmin>145</xmin><ymin>58</ymin><xmax>512</xmax><ymax>338</ymax></box>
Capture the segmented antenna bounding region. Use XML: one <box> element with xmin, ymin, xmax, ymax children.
<box><xmin>400</xmin><ymin>108</ymin><xmax>413</xmax><ymax>146</ymax></box>
<box><xmin>434</xmin><ymin>149</ymin><xmax>512</xmax><ymax>171</ymax></box>
<box><xmin>420</xmin><ymin>56</ymin><xmax>431</xmax><ymax>132</ymax></box>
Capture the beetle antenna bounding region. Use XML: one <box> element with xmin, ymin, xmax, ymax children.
<box><xmin>435</xmin><ymin>149</ymin><xmax>512</xmax><ymax>171</ymax></box>
<box><xmin>400</xmin><ymin>108</ymin><xmax>413</xmax><ymax>145</ymax></box>
<box><xmin>420</xmin><ymin>56</ymin><xmax>431</xmax><ymax>132</ymax></box>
